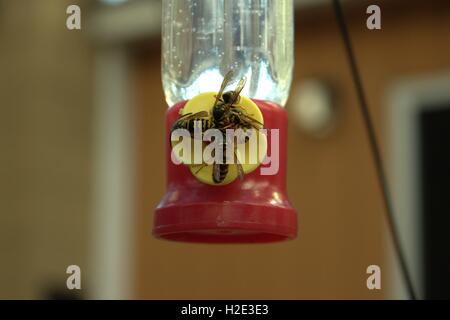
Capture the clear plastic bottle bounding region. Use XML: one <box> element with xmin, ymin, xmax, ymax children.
<box><xmin>161</xmin><ymin>0</ymin><xmax>294</xmax><ymax>107</ymax></box>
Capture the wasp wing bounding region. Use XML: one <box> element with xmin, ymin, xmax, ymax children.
<box><xmin>234</xmin><ymin>150</ymin><xmax>245</xmax><ymax>180</ymax></box>
<box><xmin>178</xmin><ymin>110</ymin><xmax>209</xmax><ymax>121</ymax></box>
<box><xmin>213</xmin><ymin>70</ymin><xmax>234</xmax><ymax>107</ymax></box>
<box><xmin>234</xmin><ymin>113</ymin><xmax>264</xmax><ymax>131</ymax></box>
<box><xmin>230</xmin><ymin>76</ymin><xmax>247</xmax><ymax>104</ymax></box>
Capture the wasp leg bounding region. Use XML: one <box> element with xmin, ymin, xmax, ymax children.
<box><xmin>191</xmin><ymin>154</ymin><xmax>215</xmax><ymax>174</ymax></box>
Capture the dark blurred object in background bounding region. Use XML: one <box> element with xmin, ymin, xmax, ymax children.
<box><xmin>420</xmin><ymin>107</ymin><xmax>450</xmax><ymax>300</ymax></box>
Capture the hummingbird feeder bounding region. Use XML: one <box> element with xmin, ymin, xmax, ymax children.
<box><xmin>154</xmin><ymin>0</ymin><xmax>297</xmax><ymax>243</ymax></box>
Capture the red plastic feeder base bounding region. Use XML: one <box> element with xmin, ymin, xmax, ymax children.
<box><xmin>154</xmin><ymin>203</ymin><xmax>296</xmax><ymax>243</ymax></box>
<box><xmin>154</xmin><ymin>100</ymin><xmax>298</xmax><ymax>243</ymax></box>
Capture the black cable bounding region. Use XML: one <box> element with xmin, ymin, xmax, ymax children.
<box><xmin>332</xmin><ymin>0</ymin><xmax>417</xmax><ymax>300</ymax></box>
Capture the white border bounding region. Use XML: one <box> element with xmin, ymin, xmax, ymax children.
<box><xmin>385</xmin><ymin>72</ymin><xmax>450</xmax><ymax>299</ymax></box>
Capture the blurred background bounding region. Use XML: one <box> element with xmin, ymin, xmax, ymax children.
<box><xmin>1</xmin><ymin>0</ymin><xmax>449</xmax><ymax>299</ymax></box>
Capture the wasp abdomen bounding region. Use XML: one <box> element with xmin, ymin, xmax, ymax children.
<box><xmin>213</xmin><ymin>163</ymin><xmax>228</xmax><ymax>184</ymax></box>
<box><xmin>212</xmin><ymin>141</ymin><xmax>229</xmax><ymax>183</ymax></box>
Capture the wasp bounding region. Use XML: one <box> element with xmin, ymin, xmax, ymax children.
<box><xmin>193</xmin><ymin>134</ymin><xmax>245</xmax><ymax>184</ymax></box>
<box><xmin>170</xmin><ymin>110</ymin><xmax>210</xmax><ymax>138</ymax></box>
<box><xmin>211</xmin><ymin>71</ymin><xmax>263</xmax><ymax>134</ymax></box>
<box><xmin>207</xmin><ymin>71</ymin><xmax>264</xmax><ymax>183</ymax></box>
<box><xmin>212</xmin><ymin>139</ymin><xmax>245</xmax><ymax>184</ymax></box>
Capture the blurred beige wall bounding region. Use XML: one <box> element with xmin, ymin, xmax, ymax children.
<box><xmin>0</xmin><ymin>0</ymin><xmax>93</xmax><ymax>298</ymax></box>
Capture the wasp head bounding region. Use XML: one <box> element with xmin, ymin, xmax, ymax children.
<box><xmin>222</xmin><ymin>91</ymin><xmax>234</xmax><ymax>104</ymax></box>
